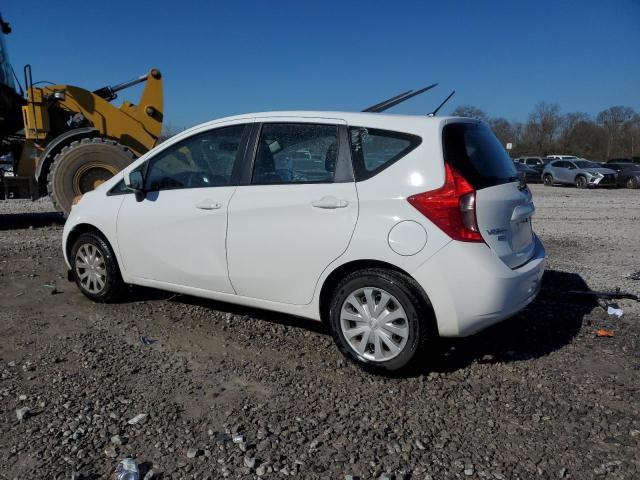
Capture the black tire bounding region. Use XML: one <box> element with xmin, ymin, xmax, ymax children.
<box><xmin>575</xmin><ymin>175</ymin><xmax>587</xmax><ymax>189</ymax></box>
<box><xmin>627</xmin><ymin>177</ymin><xmax>639</xmax><ymax>189</ymax></box>
<box><xmin>70</xmin><ymin>232</ymin><xmax>126</xmax><ymax>303</ymax></box>
<box><xmin>48</xmin><ymin>137</ymin><xmax>134</xmax><ymax>217</ymax></box>
<box><xmin>543</xmin><ymin>174</ymin><xmax>553</xmax><ymax>186</ymax></box>
<box><xmin>328</xmin><ymin>268</ymin><xmax>434</xmax><ymax>373</ymax></box>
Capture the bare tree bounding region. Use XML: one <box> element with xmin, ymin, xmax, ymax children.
<box><xmin>596</xmin><ymin>106</ymin><xmax>637</xmax><ymax>159</ymax></box>
<box><xmin>527</xmin><ymin>102</ymin><xmax>562</xmax><ymax>153</ymax></box>
<box><xmin>451</xmin><ymin>105</ymin><xmax>489</xmax><ymax>122</ymax></box>
<box><xmin>488</xmin><ymin>117</ymin><xmax>514</xmax><ymax>148</ymax></box>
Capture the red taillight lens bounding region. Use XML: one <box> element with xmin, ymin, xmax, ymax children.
<box><xmin>407</xmin><ymin>164</ymin><xmax>484</xmax><ymax>242</ymax></box>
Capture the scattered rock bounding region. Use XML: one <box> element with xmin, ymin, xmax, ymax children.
<box><xmin>15</xmin><ymin>407</ymin><xmax>31</xmax><ymax>421</ymax></box>
<box><xmin>186</xmin><ymin>448</ymin><xmax>201</xmax><ymax>459</ymax></box>
<box><xmin>127</xmin><ymin>413</ymin><xmax>148</xmax><ymax>425</ymax></box>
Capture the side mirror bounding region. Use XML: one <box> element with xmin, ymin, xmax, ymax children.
<box><xmin>124</xmin><ymin>170</ymin><xmax>145</xmax><ymax>201</ymax></box>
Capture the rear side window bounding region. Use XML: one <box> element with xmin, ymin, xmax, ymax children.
<box><xmin>252</xmin><ymin>123</ymin><xmax>338</xmax><ymax>184</ymax></box>
<box><xmin>443</xmin><ymin>123</ymin><xmax>518</xmax><ymax>189</ymax></box>
<box><xmin>349</xmin><ymin>127</ymin><xmax>421</xmax><ymax>181</ymax></box>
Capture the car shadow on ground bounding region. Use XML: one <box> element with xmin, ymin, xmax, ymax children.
<box><xmin>0</xmin><ymin>211</ymin><xmax>64</xmax><ymax>230</ymax></box>
<box><xmin>419</xmin><ymin>269</ymin><xmax>595</xmax><ymax>376</ymax></box>
<box><xmin>128</xmin><ymin>268</ymin><xmax>594</xmax><ymax>377</ymax></box>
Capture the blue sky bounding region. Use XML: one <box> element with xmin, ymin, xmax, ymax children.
<box><xmin>4</xmin><ymin>0</ymin><xmax>639</xmax><ymax>129</ymax></box>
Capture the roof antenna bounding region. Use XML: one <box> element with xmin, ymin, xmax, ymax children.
<box><xmin>363</xmin><ymin>83</ymin><xmax>438</xmax><ymax>113</ymax></box>
<box><xmin>428</xmin><ymin>90</ymin><xmax>455</xmax><ymax>117</ymax></box>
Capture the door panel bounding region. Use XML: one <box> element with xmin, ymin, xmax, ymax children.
<box><xmin>226</xmin><ymin>119</ymin><xmax>357</xmax><ymax>305</ymax></box>
<box><xmin>117</xmin><ymin>187</ymin><xmax>236</xmax><ymax>293</ymax></box>
<box><xmin>116</xmin><ymin>122</ymin><xmax>250</xmax><ymax>293</ymax></box>
<box><xmin>226</xmin><ymin>183</ymin><xmax>357</xmax><ymax>304</ymax></box>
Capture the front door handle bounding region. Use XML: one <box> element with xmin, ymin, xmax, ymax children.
<box><xmin>196</xmin><ymin>199</ymin><xmax>222</xmax><ymax>210</ymax></box>
<box><xmin>311</xmin><ymin>196</ymin><xmax>349</xmax><ymax>209</ymax></box>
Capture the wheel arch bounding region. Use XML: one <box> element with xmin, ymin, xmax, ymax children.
<box><xmin>35</xmin><ymin>128</ymin><xmax>99</xmax><ymax>195</ymax></box>
<box><xmin>65</xmin><ymin>223</ymin><xmax>111</xmax><ymax>264</ymax></box>
<box><xmin>318</xmin><ymin>259</ymin><xmax>436</xmax><ymax>328</ymax></box>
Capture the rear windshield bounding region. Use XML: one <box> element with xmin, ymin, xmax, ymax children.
<box><xmin>443</xmin><ymin>122</ymin><xmax>518</xmax><ymax>189</ymax></box>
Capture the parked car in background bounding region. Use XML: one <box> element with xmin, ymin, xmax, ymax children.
<box><xmin>606</xmin><ymin>157</ymin><xmax>640</xmax><ymax>165</ymax></box>
<box><xmin>62</xmin><ymin>112</ymin><xmax>545</xmax><ymax>373</ymax></box>
<box><xmin>514</xmin><ymin>156</ymin><xmax>549</xmax><ymax>172</ymax></box>
<box><xmin>514</xmin><ymin>162</ymin><xmax>542</xmax><ymax>183</ymax></box>
<box><xmin>607</xmin><ymin>162</ymin><xmax>640</xmax><ymax>189</ymax></box>
<box><xmin>545</xmin><ymin>155</ymin><xmax>579</xmax><ymax>161</ymax></box>
<box><xmin>542</xmin><ymin>159</ymin><xmax>617</xmax><ymax>188</ymax></box>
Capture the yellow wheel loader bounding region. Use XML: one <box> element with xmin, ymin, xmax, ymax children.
<box><xmin>0</xmin><ymin>13</ymin><xmax>163</xmax><ymax>216</ymax></box>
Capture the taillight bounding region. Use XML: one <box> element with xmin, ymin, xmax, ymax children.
<box><xmin>407</xmin><ymin>164</ymin><xmax>484</xmax><ymax>242</ymax></box>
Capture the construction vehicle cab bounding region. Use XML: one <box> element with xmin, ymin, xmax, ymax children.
<box><xmin>0</xmin><ymin>12</ymin><xmax>163</xmax><ymax>216</ymax></box>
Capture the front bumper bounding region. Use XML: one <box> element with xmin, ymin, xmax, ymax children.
<box><xmin>590</xmin><ymin>173</ymin><xmax>617</xmax><ymax>186</ymax></box>
<box><xmin>412</xmin><ymin>235</ymin><xmax>545</xmax><ymax>337</ymax></box>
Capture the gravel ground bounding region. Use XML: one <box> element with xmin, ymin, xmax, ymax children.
<box><xmin>0</xmin><ymin>185</ymin><xmax>639</xmax><ymax>480</ymax></box>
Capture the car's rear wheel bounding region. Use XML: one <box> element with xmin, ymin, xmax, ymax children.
<box><xmin>70</xmin><ymin>232</ymin><xmax>125</xmax><ymax>302</ymax></box>
<box><xmin>543</xmin><ymin>174</ymin><xmax>553</xmax><ymax>186</ymax></box>
<box><xmin>626</xmin><ymin>177</ymin><xmax>639</xmax><ymax>189</ymax></box>
<box><xmin>328</xmin><ymin>268</ymin><xmax>432</xmax><ymax>373</ymax></box>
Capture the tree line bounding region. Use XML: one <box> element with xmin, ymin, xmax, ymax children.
<box><xmin>451</xmin><ymin>103</ymin><xmax>640</xmax><ymax>160</ymax></box>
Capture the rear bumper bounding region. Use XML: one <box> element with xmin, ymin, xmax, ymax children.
<box><xmin>412</xmin><ymin>235</ymin><xmax>545</xmax><ymax>337</ymax></box>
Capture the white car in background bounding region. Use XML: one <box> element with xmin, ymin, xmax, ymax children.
<box><xmin>63</xmin><ymin>112</ymin><xmax>545</xmax><ymax>372</ymax></box>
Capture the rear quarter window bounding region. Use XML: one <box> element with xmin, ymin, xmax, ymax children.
<box><xmin>349</xmin><ymin>127</ymin><xmax>421</xmax><ymax>181</ymax></box>
<box><xmin>443</xmin><ymin>122</ymin><xmax>518</xmax><ymax>189</ymax></box>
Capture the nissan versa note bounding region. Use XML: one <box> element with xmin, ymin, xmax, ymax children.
<box><xmin>63</xmin><ymin>112</ymin><xmax>545</xmax><ymax>372</ymax></box>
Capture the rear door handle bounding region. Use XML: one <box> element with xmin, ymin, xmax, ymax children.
<box><xmin>196</xmin><ymin>199</ymin><xmax>222</xmax><ymax>210</ymax></box>
<box><xmin>311</xmin><ymin>196</ymin><xmax>349</xmax><ymax>209</ymax></box>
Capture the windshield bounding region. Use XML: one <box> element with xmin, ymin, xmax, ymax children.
<box><xmin>0</xmin><ymin>32</ymin><xmax>14</xmax><ymax>89</ymax></box>
<box><xmin>575</xmin><ymin>160</ymin><xmax>601</xmax><ymax>169</ymax></box>
<box><xmin>443</xmin><ymin>122</ymin><xmax>519</xmax><ymax>189</ymax></box>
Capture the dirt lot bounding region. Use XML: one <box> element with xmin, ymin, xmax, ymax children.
<box><xmin>1</xmin><ymin>185</ymin><xmax>639</xmax><ymax>480</ymax></box>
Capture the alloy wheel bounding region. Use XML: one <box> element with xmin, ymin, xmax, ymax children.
<box><xmin>340</xmin><ymin>287</ymin><xmax>409</xmax><ymax>362</ymax></box>
<box><xmin>75</xmin><ymin>243</ymin><xmax>107</xmax><ymax>294</ymax></box>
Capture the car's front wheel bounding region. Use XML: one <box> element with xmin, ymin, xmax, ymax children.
<box><xmin>575</xmin><ymin>175</ymin><xmax>587</xmax><ymax>189</ymax></box>
<box><xmin>543</xmin><ymin>174</ymin><xmax>553</xmax><ymax>186</ymax></box>
<box><xmin>626</xmin><ymin>177</ymin><xmax>639</xmax><ymax>189</ymax></box>
<box><xmin>70</xmin><ymin>232</ymin><xmax>125</xmax><ymax>302</ymax></box>
<box><xmin>328</xmin><ymin>268</ymin><xmax>432</xmax><ymax>373</ymax></box>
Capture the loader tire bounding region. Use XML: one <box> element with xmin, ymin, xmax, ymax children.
<box><xmin>47</xmin><ymin>138</ymin><xmax>134</xmax><ymax>216</ymax></box>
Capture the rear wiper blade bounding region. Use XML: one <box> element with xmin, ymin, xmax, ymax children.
<box><xmin>362</xmin><ymin>83</ymin><xmax>438</xmax><ymax>113</ymax></box>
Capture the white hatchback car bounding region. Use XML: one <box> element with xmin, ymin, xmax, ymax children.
<box><xmin>63</xmin><ymin>112</ymin><xmax>545</xmax><ymax>372</ymax></box>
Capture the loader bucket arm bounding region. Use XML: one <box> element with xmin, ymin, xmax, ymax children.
<box><xmin>119</xmin><ymin>68</ymin><xmax>163</xmax><ymax>142</ymax></box>
<box><xmin>23</xmin><ymin>68</ymin><xmax>164</xmax><ymax>157</ymax></box>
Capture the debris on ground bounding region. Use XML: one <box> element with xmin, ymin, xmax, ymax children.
<box><xmin>595</xmin><ymin>329</ymin><xmax>615</xmax><ymax>338</ymax></box>
<box><xmin>127</xmin><ymin>413</ymin><xmax>148</xmax><ymax>425</ymax></box>
<box><xmin>139</xmin><ymin>335</ymin><xmax>158</xmax><ymax>346</ymax></box>
<box><xmin>113</xmin><ymin>457</ymin><xmax>139</xmax><ymax>480</ymax></box>
<box><xmin>15</xmin><ymin>407</ymin><xmax>31</xmax><ymax>421</ymax></box>
<box><xmin>626</xmin><ymin>271</ymin><xmax>640</xmax><ymax>281</ymax></box>
<box><xmin>568</xmin><ymin>288</ymin><xmax>638</xmax><ymax>301</ymax></box>
<box><xmin>607</xmin><ymin>305</ymin><xmax>624</xmax><ymax>318</ymax></box>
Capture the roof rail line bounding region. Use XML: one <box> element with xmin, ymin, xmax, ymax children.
<box><xmin>362</xmin><ymin>83</ymin><xmax>438</xmax><ymax>113</ymax></box>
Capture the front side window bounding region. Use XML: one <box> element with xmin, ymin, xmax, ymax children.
<box><xmin>349</xmin><ymin>127</ymin><xmax>421</xmax><ymax>181</ymax></box>
<box><xmin>145</xmin><ymin>124</ymin><xmax>246</xmax><ymax>191</ymax></box>
<box><xmin>252</xmin><ymin>123</ymin><xmax>338</xmax><ymax>184</ymax></box>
